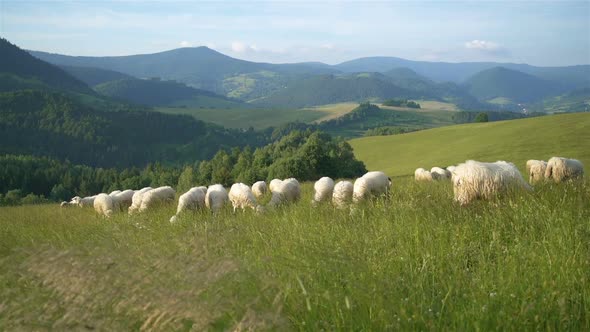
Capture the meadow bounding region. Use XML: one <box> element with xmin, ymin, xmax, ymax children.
<box><xmin>1</xmin><ymin>178</ymin><xmax>589</xmax><ymax>330</ymax></box>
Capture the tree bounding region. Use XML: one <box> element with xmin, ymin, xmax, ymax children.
<box><xmin>474</xmin><ymin>112</ymin><xmax>489</xmax><ymax>123</ymax></box>
<box><xmin>177</xmin><ymin>166</ymin><xmax>197</xmax><ymax>193</ymax></box>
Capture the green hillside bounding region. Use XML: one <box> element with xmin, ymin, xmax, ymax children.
<box><xmin>349</xmin><ymin>112</ymin><xmax>590</xmax><ymax>176</ymax></box>
<box><xmin>60</xmin><ymin>65</ymin><xmax>133</xmax><ymax>86</ymax></box>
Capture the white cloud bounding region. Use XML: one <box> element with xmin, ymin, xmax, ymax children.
<box><xmin>230</xmin><ymin>41</ymin><xmax>259</xmax><ymax>53</ymax></box>
<box><xmin>464</xmin><ymin>39</ymin><xmax>500</xmax><ymax>51</ymax></box>
<box><xmin>179</xmin><ymin>41</ymin><xmax>192</xmax><ymax>47</ymax></box>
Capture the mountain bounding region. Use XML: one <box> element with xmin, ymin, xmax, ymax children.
<box><xmin>0</xmin><ymin>38</ymin><xmax>93</xmax><ymax>94</ymax></box>
<box><xmin>463</xmin><ymin>67</ymin><xmax>564</xmax><ymax>103</ymax></box>
<box><xmin>60</xmin><ymin>65</ymin><xmax>134</xmax><ymax>86</ymax></box>
<box><xmin>94</xmin><ymin>78</ymin><xmax>245</xmax><ymax>108</ymax></box>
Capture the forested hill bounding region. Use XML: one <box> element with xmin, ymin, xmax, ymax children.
<box><xmin>0</xmin><ymin>90</ymin><xmax>267</xmax><ymax>168</ymax></box>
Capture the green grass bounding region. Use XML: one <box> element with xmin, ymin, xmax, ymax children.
<box><xmin>350</xmin><ymin>112</ymin><xmax>590</xmax><ymax>177</ymax></box>
<box><xmin>1</xmin><ymin>179</ymin><xmax>589</xmax><ymax>330</ymax></box>
<box><xmin>487</xmin><ymin>97</ymin><xmax>514</xmax><ymax>105</ymax></box>
<box><xmin>379</xmin><ymin>100</ymin><xmax>459</xmax><ymax>112</ymax></box>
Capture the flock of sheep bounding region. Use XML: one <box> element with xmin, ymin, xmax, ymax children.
<box><xmin>61</xmin><ymin>156</ymin><xmax>584</xmax><ymax>218</ymax></box>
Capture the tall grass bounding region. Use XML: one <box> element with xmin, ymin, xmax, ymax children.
<box><xmin>1</xmin><ymin>178</ymin><xmax>589</xmax><ymax>330</ymax></box>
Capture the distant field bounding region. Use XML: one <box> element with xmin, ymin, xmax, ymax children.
<box><xmin>306</xmin><ymin>102</ymin><xmax>359</xmax><ymax>123</ymax></box>
<box><xmin>350</xmin><ymin>112</ymin><xmax>590</xmax><ymax>177</ymax></box>
<box><xmin>379</xmin><ymin>100</ymin><xmax>459</xmax><ymax>112</ymax></box>
<box><xmin>487</xmin><ymin>97</ymin><xmax>513</xmax><ymax>105</ymax></box>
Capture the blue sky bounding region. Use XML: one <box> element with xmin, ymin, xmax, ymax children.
<box><xmin>1</xmin><ymin>0</ymin><xmax>589</xmax><ymax>66</ymax></box>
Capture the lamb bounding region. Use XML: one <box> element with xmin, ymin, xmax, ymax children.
<box><xmin>229</xmin><ymin>183</ymin><xmax>264</xmax><ymax>213</ymax></box>
<box><xmin>312</xmin><ymin>177</ymin><xmax>335</xmax><ymax>205</ymax></box>
<box><xmin>353</xmin><ymin>171</ymin><xmax>392</xmax><ymax>203</ymax></box>
<box><xmin>128</xmin><ymin>187</ymin><xmax>153</xmax><ymax>215</ymax></box>
<box><xmin>112</xmin><ymin>189</ymin><xmax>135</xmax><ymax>211</ymax></box>
<box><xmin>414</xmin><ymin>168</ymin><xmax>433</xmax><ymax>182</ymax></box>
<box><xmin>451</xmin><ymin>160</ymin><xmax>531</xmax><ymax>206</ymax></box>
<box><xmin>205</xmin><ymin>184</ymin><xmax>229</xmax><ymax>213</ymax></box>
<box><xmin>170</xmin><ymin>187</ymin><xmax>206</xmax><ymax>223</ymax></box>
<box><xmin>544</xmin><ymin>157</ymin><xmax>584</xmax><ymax>183</ymax></box>
<box><xmin>269</xmin><ymin>179</ymin><xmax>283</xmax><ymax>193</ymax></box>
<box><xmin>269</xmin><ymin>178</ymin><xmax>301</xmax><ymax>207</ymax></box>
<box><xmin>526</xmin><ymin>160</ymin><xmax>548</xmax><ymax>183</ymax></box>
<box><xmin>70</xmin><ymin>195</ymin><xmax>96</xmax><ymax>208</ymax></box>
<box><xmin>138</xmin><ymin>186</ymin><xmax>175</xmax><ymax>212</ymax></box>
<box><xmin>93</xmin><ymin>193</ymin><xmax>115</xmax><ymax>218</ymax></box>
<box><xmin>431</xmin><ymin>167</ymin><xmax>451</xmax><ymax>180</ymax></box>
<box><xmin>332</xmin><ymin>180</ymin><xmax>354</xmax><ymax>209</ymax></box>
<box><xmin>251</xmin><ymin>181</ymin><xmax>267</xmax><ymax>200</ymax></box>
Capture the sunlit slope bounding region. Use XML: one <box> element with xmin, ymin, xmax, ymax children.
<box><xmin>350</xmin><ymin>113</ymin><xmax>590</xmax><ymax>176</ymax></box>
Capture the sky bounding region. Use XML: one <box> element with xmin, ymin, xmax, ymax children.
<box><xmin>1</xmin><ymin>0</ymin><xmax>589</xmax><ymax>66</ymax></box>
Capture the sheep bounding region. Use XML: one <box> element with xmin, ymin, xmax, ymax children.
<box><xmin>138</xmin><ymin>186</ymin><xmax>175</xmax><ymax>213</ymax></box>
<box><xmin>70</xmin><ymin>195</ymin><xmax>96</xmax><ymax>208</ymax></box>
<box><xmin>229</xmin><ymin>183</ymin><xmax>264</xmax><ymax>213</ymax></box>
<box><xmin>544</xmin><ymin>157</ymin><xmax>584</xmax><ymax>183</ymax></box>
<box><xmin>269</xmin><ymin>178</ymin><xmax>301</xmax><ymax>207</ymax></box>
<box><xmin>112</xmin><ymin>189</ymin><xmax>135</xmax><ymax>211</ymax></box>
<box><xmin>312</xmin><ymin>177</ymin><xmax>335</xmax><ymax>206</ymax></box>
<box><xmin>431</xmin><ymin>167</ymin><xmax>451</xmax><ymax>180</ymax></box>
<box><xmin>353</xmin><ymin>171</ymin><xmax>391</xmax><ymax>203</ymax></box>
<box><xmin>446</xmin><ymin>165</ymin><xmax>457</xmax><ymax>173</ymax></box>
<box><xmin>269</xmin><ymin>179</ymin><xmax>283</xmax><ymax>193</ymax></box>
<box><xmin>94</xmin><ymin>193</ymin><xmax>115</xmax><ymax>218</ymax></box>
<box><xmin>332</xmin><ymin>180</ymin><xmax>354</xmax><ymax>209</ymax></box>
<box><xmin>414</xmin><ymin>168</ymin><xmax>433</xmax><ymax>182</ymax></box>
<box><xmin>128</xmin><ymin>187</ymin><xmax>153</xmax><ymax>215</ymax></box>
<box><xmin>451</xmin><ymin>160</ymin><xmax>531</xmax><ymax>206</ymax></box>
<box><xmin>251</xmin><ymin>181</ymin><xmax>267</xmax><ymax>200</ymax></box>
<box><xmin>170</xmin><ymin>187</ymin><xmax>206</xmax><ymax>223</ymax></box>
<box><xmin>205</xmin><ymin>184</ymin><xmax>229</xmax><ymax>213</ymax></box>
<box><xmin>108</xmin><ymin>190</ymin><xmax>122</xmax><ymax>197</ymax></box>
<box><xmin>60</xmin><ymin>201</ymin><xmax>73</xmax><ymax>208</ymax></box>
<box><xmin>526</xmin><ymin>160</ymin><xmax>548</xmax><ymax>184</ymax></box>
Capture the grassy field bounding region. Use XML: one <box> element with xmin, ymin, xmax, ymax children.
<box><xmin>1</xmin><ymin>178</ymin><xmax>589</xmax><ymax>330</ymax></box>
<box><xmin>350</xmin><ymin>112</ymin><xmax>590</xmax><ymax>177</ymax></box>
<box><xmin>306</xmin><ymin>102</ymin><xmax>359</xmax><ymax>123</ymax></box>
<box><xmin>378</xmin><ymin>100</ymin><xmax>459</xmax><ymax>112</ymax></box>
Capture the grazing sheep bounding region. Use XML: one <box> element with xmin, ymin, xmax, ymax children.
<box><xmin>138</xmin><ymin>186</ymin><xmax>175</xmax><ymax>213</ymax></box>
<box><xmin>229</xmin><ymin>183</ymin><xmax>264</xmax><ymax>213</ymax></box>
<box><xmin>544</xmin><ymin>157</ymin><xmax>584</xmax><ymax>183</ymax></box>
<box><xmin>353</xmin><ymin>171</ymin><xmax>392</xmax><ymax>203</ymax></box>
<box><xmin>70</xmin><ymin>195</ymin><xmax>96</xmax><ymax>208</ymax></box>
<box><xmin>108</xmin><ymin>190</ymin><xmax>122</xmax><ymax>197</ymax></box>
<box><xmin>269</xmin><ymin>178</ymin><xmax>301</xmax><ymax>207</ymax></box>
<box><xmin>112</xmin><ymin>189</ymin><xmax>135</xmax><ymax>211</ymax></box>
<box><xmin>414</xmin><ymin>168</ymin><xmax>433</xmax><ymax>182</ymax></box>
<box><xmin>60</xmin><ymin>201</ymin><xmax>73</xmax><ymax>208</ymax></box>
<box><xmin>431</xmin><ymin>167</ymin><xmax>451</xmax><ymax>180</ymax></box>
<box><xmin>94</xmin><ymin>193</ymin><xmax>115</xmax><ymax>218</ymax></box>
<box><xmin>205</xmin><ymin>184</ymin><xmax>229</xmax><ymax>213</ymax></box>
<box><xmin>451</xmin><ymin>160</ymin><xmax>531</xmax><ymax>206</ymax></box>
<box><xmin>526</xmin><ymin>160</ymin><xmax>548</xmax><ymax>184</ymax></box>
<box><xmin>170</xmin><ymin>187</ymin><xmax>206</xmax><ymax>223</ymax></box>
<box><xmin>446</xmin><ymin>165</ymin><xmax>457</xmax><ymax>173</ymax></box>
<box><xmin>269</xmin><ymin>179</ymin><xmax>283</xmax><ymax>193</ymax></box>
<box><xmin>312</xmin><ymin>177</ymin><xmax>335</xmax><ymax>205</ymax></box>
<box><xmin>251</xmin><ymin>181</ymin><xmax>267</xmax><ymax>200</ymax></box>
<box><xmin>128</xmin><ymin>187</ymin><xmax>153</xmax><ymax>215</ymax></box>
<box><xmin>332</xmin><ymin>181</ymin><xmax>354</xmax><ymax>209</ymax></box>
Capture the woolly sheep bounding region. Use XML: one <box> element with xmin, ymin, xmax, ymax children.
<box><xmin>446</xmin><ymin>165</ymin><xmax>457</xmax><ymax>173</ymax></box>
<box><xmin>269</xmin><ymin>179</ymin><xmax>283</xmax><ymax>193</ymax></box>
<box><xmin>312</xmin><ymin>177</ymin><xmax>335</xmax><ymax>205</ymax></box>
<box><xmin>138</xmin><ymin>186</ymin><xmax>175</xmax><ymax>212</ymax></box>
<box><xmin>112</xmin><ymin>189</ymin><xmax>135</xmax><ymax>211</ymax></box>
<box><xmin>170</xmin><ymin>187</ymin><xmax>206</xmax><ymax>223</ymax></box>
<box><xmin>544</xmin><ymin>157</ymin><xmax>584</xmax><ymax>183</ymax></box>
<box><xmin>431</xmin><ymin>167</ymin><xmax>451</xmax><ymax>180</ymax></box>
<box><xmin>229</xmin><ymin>183</ymin><xmax>264</xmax><ymax>213</ymax></box>
<box><xmin>269</xmin><ymin>178</ymin><xmax>301</xmax><ymax>207</ymax></box>
<box><xmin>414</xmin><ymin>168</ymin><xmax>433</xmax><ymax>182</ymax></box>
<box><xmin>205</xmin><ymin>184</ymin><xmax>229</xmax><ymax>213</ymax></box>
<box><xmin>128</xmin><ymin>187</ymin><xmax>153</xmax><ymax>215</ymax></box>
<box><xmin>60</xmin><ymin>201</ymin><xmax>73</xmax><ymax>208</ymax></box>
<box><xmin>70</xmin><ymin>195</ymin><xmax>96</xmax><ymax>208</ymax></box>
<box><xmin>108</xmin><ymin>190</ymin><xmax>122</xmax><ymax>197</ymax></box>
<box><xmin>451</xmin><ymin>160</ymin><xmax>530</xmax><ymax>206</ymax></box>
<box><xmin>251</xmin><ymin>181</ymin><xmax>267</xmax><ymax>200</ymax></box>
<box><xmin>526</xmin><ymin>160</ymin><xmax>548</xmax><ymax>184</ymax></box>
<box><xmin>332</xmin><ymin>180</ymin><xmax>354</xmax><ymax>209</ymax></box>
<box><xmin>94</xmin><ymin>193</ymin><xmax>115</xmax><ymax>218</ymax></box>
<box><xmin>353</xmin><ymin>171</ymin><xmax>391</xmax><ymax>203</ymax></box>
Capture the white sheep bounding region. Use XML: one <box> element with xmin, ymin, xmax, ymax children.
<box><xmin>414</xmin><ymin>168</ymin><xmax>433</xmax><ymax>182</ymax></box>
<box><xmin>526</xmin><ymin>160</ymin><xmax>548</xmax><ymax>184</ymax></box>
<box><xmin>138</xmin><ymin>186</ymin><xmax>175</xmax><ymax>212</ymax></box>
<box><xmin>353</xmin><ymin>171</ymin><xmax>391</xmax><ymax>203</ymax></box>
<box><xmin>205</xmin><ymin>184</ymin><xmax>229</xmax><ymax>213</ymax></box>
<box><xmin>60</xmin><ymin>201</ymin><xmax>73</xmax><ymax>208</ymax></box>
<box><xmin>70</xmin><ymin>195</ymin><xmax>96</xmax><ymax>208</ymax></box>
<box><xmin>312</xmin><ymin>177</ymin><xmax>335</xmax><ymax>205</ymax></box>
<box><xmin>229</xmin><ymin>183</ymin><xmax>264</xmax><ymax>213</ymax></box>
<box><xmin>112</xmin><ymin>189</ymin><xmax>135</xmax><ymax>211</ymax></box>
<box><xmin>269</xmin><ymin>179</ymin><xmax>283</xmax><ymax>193</ymax></box>
<box><xmin>170</xmin><ymin>187</ymin><xmax>206</xmax><ymax>223</ymax></box>
<box><xmin>94</xmin><ymin>193</ymin><xmax>115</xmax><ymax>218</ymax></box>
<box><xmin>544</xmin><ymin>157</ymin><xmax>584</xmax><ymax>183</ymax></box>
<box><xmin>108</xmin><ymin>190</ymin><xmax>122</xmax><ymax>197</ymax></box>
<box><xmin>269</xmin><ymin>178</ymin><xmax>301</xmax><ymax>207</ymax></box>
<box><xmin>430</xmin><ymin>167</ymin><xmax>451</xmax><ymax>180</ymax></box>
<box><xmin>446</xmin><ymin>165</ymin><xmax>457</xmax><ymax>173</ymax></box>
<box><xmin>251</xmin><ymin>181</ymin><xmax>267</xmax><ymax>200</ymax></box>
<box><xmin>332</xmin><ymin>181</ymin><xmax>354</xmax><ymax>209</ymax></box>
<box><xmin>451</xmin><ymin>160</ymin><xmax>531</xmax><ymax>206</ymax></box>
<box><xmin>128</xmin><ymin>187</ymin><xmax>153</xmax><ymax>215</ymax></box>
